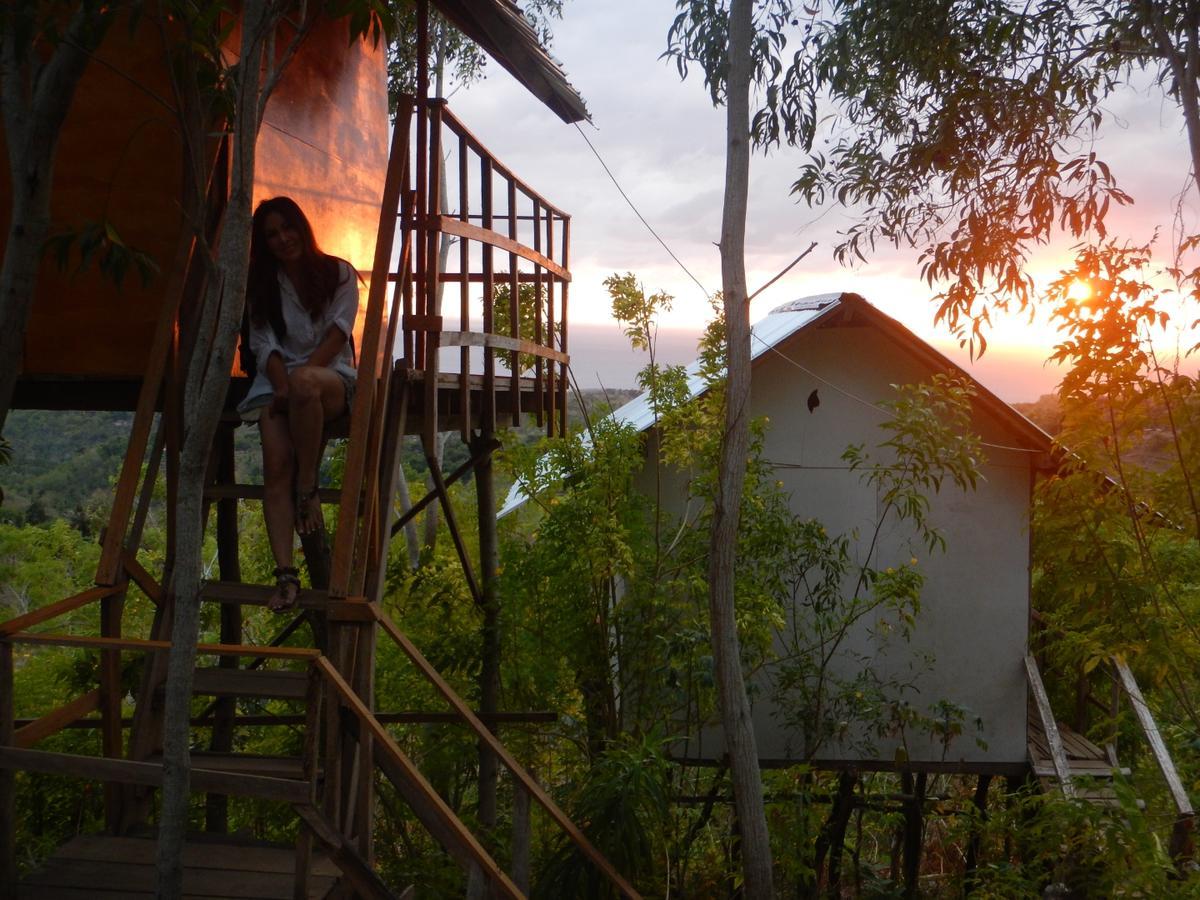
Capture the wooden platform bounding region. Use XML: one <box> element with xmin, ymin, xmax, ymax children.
<box><xmin>1028</xmin><ymin>712</ymin><xmax>1140</xmax><ymax>808</ymax></box>
<box><xmin>15</xmin><ymin>833</ymin><xmax>339</xmax><ymax>899</ymax></box>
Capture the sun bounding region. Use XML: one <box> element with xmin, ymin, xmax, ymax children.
<box><xmin>1065</xmin><ymin>278</ymin><xmax>1092</xmax><ymax>303</ymax></box>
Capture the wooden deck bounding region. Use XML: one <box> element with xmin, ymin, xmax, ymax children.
<box><xmin>15</xmin><ymin>833</ymin><xmax>339</xmax><ymax>899</ymax></box>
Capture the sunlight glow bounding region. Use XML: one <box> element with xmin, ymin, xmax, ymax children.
<box><xmin>1066</xmin><ymin>278</ymin><xmax>1093</xmax><ymax>303</ymax></box>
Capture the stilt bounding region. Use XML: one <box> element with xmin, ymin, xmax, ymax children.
<box><xmin>902</xmin><ymin>770</ymin><xmax>926</xmax><ymax>898</ymax></box>
<box><xmin>964</xmin><ymin>773</ymin><xmax>992</xmax><ymax>894</ymax></box>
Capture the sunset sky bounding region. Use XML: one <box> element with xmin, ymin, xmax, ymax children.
<box><xmin>449</xmin><ymin>1</ymin><xmax>1200</xmax><ymax>401</ymax></box>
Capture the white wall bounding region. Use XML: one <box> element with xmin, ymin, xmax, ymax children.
<box><xmin>660</xmin><ymin>324</ymin><xmax>1033</xmax><ymax>768</ymax></box>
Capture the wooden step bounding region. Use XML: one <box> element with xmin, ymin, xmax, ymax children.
<box><xmin>16</xmin><ymin>832</ymin><xmax>338</xmax><ymax>899</ymax></box>
<box><xmin>1032</xmin><ymin>759</ymin><xmax>1131</xmax><ymax>778</ymax></box>
<box><xmin>200</xmin><ymin>582</ymin><xmax>374</xmax><ymax>621</ymax></box>
<box><xmin>203</xmin><ymin>483</ymin><xmax>341</xmax><ymax>503</ymax></box>
<box><xmin>150</xmin><ymin>751</ymin><xmax>311</xmax><ymax>781</ymax></box>
<box><xmin>202</xmin><ymin>581</ymin><xmax>329</xmax><ymax>610</ymax></box>
<box><xmin>189</xmin><ymin>667</ymin><xmax>308</xmax><ymax>701</ymax></box>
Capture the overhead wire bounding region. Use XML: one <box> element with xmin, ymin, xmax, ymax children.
<box><xmin>575</xmin><ymin>122</ymin><xmax>1042</xmax><ymax>457</ymax></box>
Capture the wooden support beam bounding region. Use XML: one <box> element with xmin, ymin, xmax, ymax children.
<box><xmin>391</xmin><ymin>438</ymin><xmax>498</xmax><ymax>536</ymax></box>
<box><xmin>0</xmin><ymin>585</ymin><xmax>121</xmax><ymax>636</ymax></box>
<box><xmin>1024</xmin><ymin>655</ymin><xmax>1074</xmax><ymax>799</ymax></box>
<box><xmin>15</xmin><ymin>690</ymin><xmax>101</xmax><ymax>750</ymax></box>
<box><xmin>422</xmin><ymin>448</ymin><xmax>483</xmax><ymax>606</ymax></box>
<box><xmin>121</xmin><ymin>551</ymin><xmax>162</xmax><ymax>606</ymax></box>
<box><xmin>295</xmin><ymin>804</ymin><xmax>395</xmax><ymax>900</ymax></box>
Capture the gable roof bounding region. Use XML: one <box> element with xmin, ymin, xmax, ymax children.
<box><xmin>433</xmin><ymin>0</ymin><xmax>588</xmax><ymax>123</ymax></box>
<box><xmin>500</xmin><ymin>291</ymin><xmax>1055</xmax><ymax>516</ymax></box>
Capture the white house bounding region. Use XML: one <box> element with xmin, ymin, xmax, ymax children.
<box><xmin>509</xmin><ymin>291</ymin><xmax>1055</xmax><ymax>773</ymax></box>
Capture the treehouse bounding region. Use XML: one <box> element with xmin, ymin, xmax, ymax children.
<box><xmin>1</xmin><ymin>2</ymin><xmax>638</xmax><ymax>897</ymax></box>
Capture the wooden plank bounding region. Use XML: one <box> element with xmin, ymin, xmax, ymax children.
<box><xmin>15</xmin><ymin>690</ymin><xmax>100</xmax><ymax>749</ymax></box>
<box><xmin>200</xmin><ymin>583</ymin><xmax>372</xmax><ymax>621</ymax></box>
<box><xmin>437</xmin><ymin>331</ymin><xmax>568</xmax><ymax>364</ymax></box>
<box><xmin>1114</xmin><ymin>658</ymin><xmax>1195</xmax><ymax>815</ymax></box>
<box><xmin>5</xmin><ymin>633</ymin><xmax>319</xmax><ymax>660</ymax></box>
<box><xmin>294</xmin><ymin>804</ymin><xmax>395</xmax><ymax>900</ymax></box>
<box><xmin>0</xmin><ymin>747</ymin><xmax>310</xmax><ymax>804</ymax></box>
<box><xmin>190</xmin><ymin>668</ymin><xmax>309</xmax><ymax>701</ymax></box>
<box><xmin>120</xmin><ymin>551</ymin><xmax>162</xmax><ymax>606</ymax></box>
<box><xmin>202</xmin><ymin>484</ymin><xmax>340</xmax><ymax>503</ymax></box>
<box><xmin>436</xmin><ymin>216</ymin><xmax>569</xmax><ymax>281</ymax></box>
<box><xmin>328</xmin><ymin>97</ymin><xmax>412</xmax><ymax>601</ymax></box>
<box><xmin>374</xmin><ymin>610</ymin><xmax>642</xmax><ymax>898</ymax></box>
<box><xmin>1024</xmin><ymin>655</ymin><xmax>1075</xmax><ymax>799</ymax></box>
<box><xmin>50</xmin><ymin>833</ymin><xmax>338</xmax><ymax>878</ymax></box>
<box><xmin>21</xmin><ymin>856</ymin><xmax>334</xmax><ymax>899</ymax></box>
<box><xmin>313</xmin><ymin>657</ymin><xmax>522</xmax><ymax>898</ymax></box>
<box><xmin>0</xmin><ymin>585</ymin><xmax>121</xmax><ymax>636</ymax></box>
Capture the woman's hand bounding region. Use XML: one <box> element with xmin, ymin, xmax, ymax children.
<box><xmin>268</xmin><ymin>386</ymin><xmax>290</xmax><ymax>418</ymax></box>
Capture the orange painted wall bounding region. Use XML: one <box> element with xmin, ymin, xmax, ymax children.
<box><xmin>4</xmin><ymin>12</ymin><xmax>389</xmax><ymax>389</ymax></box>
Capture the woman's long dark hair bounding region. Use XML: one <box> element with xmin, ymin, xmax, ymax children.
<box><xmin>247</xmin><ymin>196</ymin><xmax>345</xmax><ymax>338</ymax></box>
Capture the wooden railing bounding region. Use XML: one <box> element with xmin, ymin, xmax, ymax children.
<box><xmin>0</xmin><ymin>587</ymin><xmax>641</xmax><ymax>898</ymax></box>
<box><xmin>401</xmin><ymin>95</ymin><xmax>571</xmax><ymax>441</ymax></box>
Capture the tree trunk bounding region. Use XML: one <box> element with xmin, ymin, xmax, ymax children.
<box><xmin>155</xmin><ymin>2</ymin><xmax>275</xmax><ymax>894</ymax></box>
<box><xmin>709</xmin><ymin>0</ymin><xmax>773</xmax><ymax>896</ymax></box>
<box><xmin>0</xmin><ymin>6</ymin><xmax>113</xmax><ymax>432</ymax></box>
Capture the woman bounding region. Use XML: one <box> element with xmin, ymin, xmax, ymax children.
<box><xmin>238</xmin><ymin>197</ymin><xmax>359</xmax><ymax>612</ymax></box>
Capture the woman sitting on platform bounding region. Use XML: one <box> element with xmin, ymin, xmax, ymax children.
<box><xmin>238</xmin><ymin>197</ymin><xmax>359</xmax><ymax>612</ymax></box>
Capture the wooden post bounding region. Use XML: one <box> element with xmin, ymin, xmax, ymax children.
<box><xmin>902</xmin><ymin>770</ymin><xmax>926</xmax><ymax>899</ymax></box>
<box><xmin>964</xmin><ymin>774</ymin><xmax>992</xmax><ymax>894</ymax></box>
<box><xmin>206</xmin><ymin>423</ymin><xmax>241</xmax><ymax>833</ymax></box>
<box><xmin>99</xmin><ymin>584</ymin><xmax>125</xmax><ymax>833</ymax></box>
<box><xmin>1</xmin><ymin>641</ymin><xmax>15</xmax><ymax>899</ymax></box>
<box><xmin>511</xmin><ymin>777</ymin><xmax>531</xmax><ymax>894</ymax></box>
<box><xmin>813</xmin><ymin>771</ymin><xmax>856</xmax><ymax>895</ymax></box>
<box><xmin>475</xmin><ymin>433</ymin><xmax>501</xmax><ymax>833</ymax></box>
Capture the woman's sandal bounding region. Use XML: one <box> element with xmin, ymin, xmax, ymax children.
<box><xmin>269</xmin><ymin>566</ymin><xmax>301</xmax><ymax>613</ymax></box>
<box><xmin>295</xmin><ymin>484</ymin><xmax>322</xmax><ymax>535</ymax></box>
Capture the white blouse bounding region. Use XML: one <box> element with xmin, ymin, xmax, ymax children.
<box><xmin>238</xmin><ymin>259</ymin><xmax>360</xmax><ymax>414</ymax></box>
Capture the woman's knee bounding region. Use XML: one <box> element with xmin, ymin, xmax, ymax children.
<box><xmin>288</xmin><ymin>366</ymin><xmax>324</xmax><ymax>403</ymax></box>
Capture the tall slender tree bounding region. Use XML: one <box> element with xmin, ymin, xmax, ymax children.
<box><xmin>0</xmin><ymin>1</ymin><xmax>115</xmax><ymax>433</ymax></box>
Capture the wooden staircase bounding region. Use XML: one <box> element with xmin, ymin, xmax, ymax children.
<box><xmin>1024</xmin><ymin>653</ymin><xmax>1193</xmax><ymax>857</ymax></box>
<box><xmin>0</xmin><ymin>90</ymin><xmax>637</xmax><ymax>898</ymax></box>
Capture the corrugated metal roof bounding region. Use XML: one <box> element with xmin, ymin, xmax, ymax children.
<box><xmin>432</xmin><ymin>0</ymin><xmax>588</xmax><ymax>123</ymax></box>
<box><xmin>500</xmin><ymin>291</ymin><xmax>1055</xmax><ymax>517</ymax></box>
<box><xmin>606</xmin><ymin>293</ymin><xmax>843</xmax><ymax>436</ymax></box>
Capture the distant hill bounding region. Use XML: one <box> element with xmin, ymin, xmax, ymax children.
<box><xmin>1011</xmin><ymin>394</ymin><xmax>1062</xmax><ymax>436</ymax></box>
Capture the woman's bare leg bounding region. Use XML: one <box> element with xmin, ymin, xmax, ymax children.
<box><xmin>286</xmin><ymin>365</ymin><xmax>347</xmax><ymax>535</ymax></box>
<box><xmin>260</xmin><ymin>411</ymin><xmax>299</xmax><ymax>610</ymax></box>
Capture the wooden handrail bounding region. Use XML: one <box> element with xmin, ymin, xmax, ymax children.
<box><xmin>1112</xmin><ymin>659</ymin><xmax>1194</xmax><ymax>816</ymax></box>
<box><xmin>436</xmin><ymin>330</ymin><xmax>569</xmax><ymax>365</ymax></box>
<box><xmin>437</xmin><ymin>104</ymin><xmax>569</xmax><ymax>221</ymax></box>
<box><xmin>1025</xmin><ymin>655</ymin><xmax>1075</xmax><ymax>799</ymax></box>
<box><xmin>312</xmin><ymin>656</ymin><xmax>523</xmax><ymax>898</ymax></box>
<box><xmin>435</xmin><ymin>216</ymin><xmax>569</xmax><ymax>281</ymax></box>
<box><xmin>14</xmin><ymin>690</ymin><xmax>101</xmax><ymax>749</ymax></box>
<box><xmin>373</xmin><ymin>609</ymin><xmax>642</xmax><ymax>899</ymax></box>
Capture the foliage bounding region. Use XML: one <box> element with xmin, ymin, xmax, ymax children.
<box><xmin>534</xmin><ymin>733</ymin><xmax>671</xmax><ymax>899</ymax></box>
